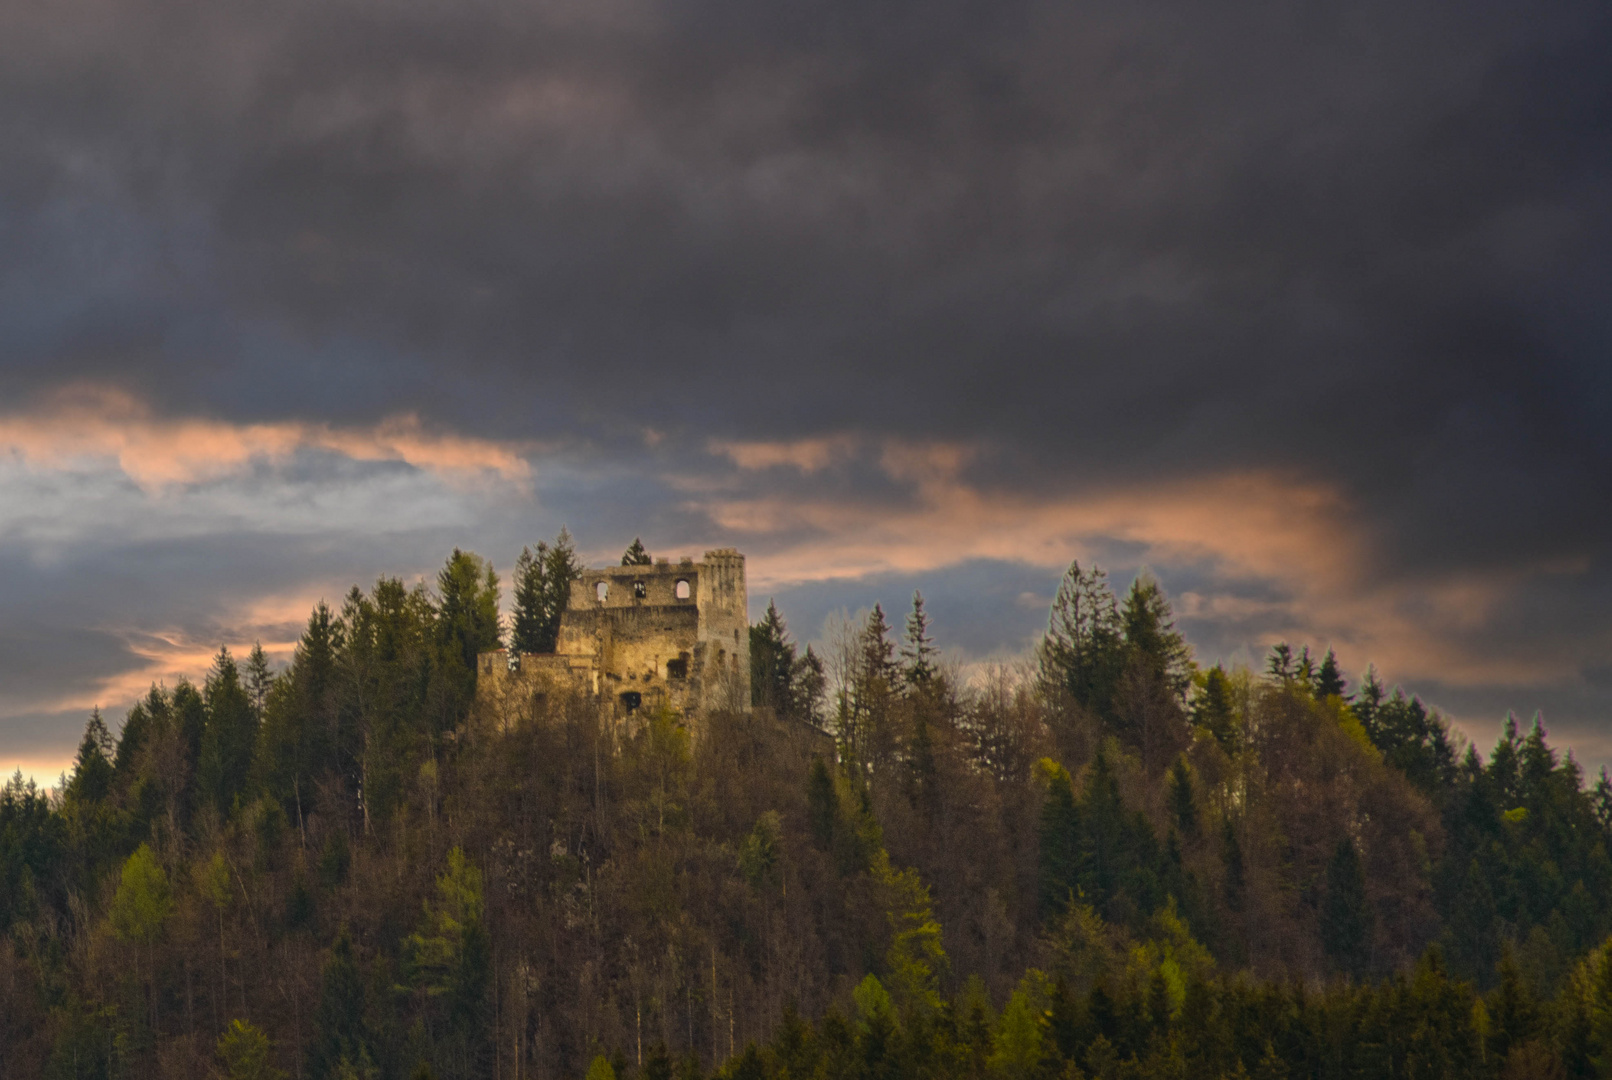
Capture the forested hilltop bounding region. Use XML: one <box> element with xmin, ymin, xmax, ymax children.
<box><xmin>4</xmin><ymin>539</ymin><xmax>1612</xmax><ymax>1080</ymax></box>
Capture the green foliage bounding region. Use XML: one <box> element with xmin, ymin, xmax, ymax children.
<box><xmin>899</xmin><ymin>592</ymin><xmax>939</xmax><ymax>690</ymax></box>
<box><xmin>621</xmin><ymin>538</ymin><xmax>653</xmax><ymax>566</ymax></box>
<box><xmin>217</xmin><ymin>1019</ymin><xmax>287</xmax><ymax>1080</ymax></box>
<box><xmin>511</xmin><ymin>529</ymin><xmax>581</xmax><ymax>654</ymax></box>
<box><xmin>12</xmin><ymin>543</ymin><xmax>1612</xmax><ymax>1080</ymax></box>
<box><xmin>308</xmin><ymin>927</ymin><xmax>370</xmax><ymax>1080</ymax></box>
<box><xmin>1320</xmin><ymin>839</ymin><xmax>1372</xmax><ymax>978</ymax></box>
<box><xmin>110</xmin><ymin>843</ymin><xmax>172</xmax><ymax>946</ymax></box>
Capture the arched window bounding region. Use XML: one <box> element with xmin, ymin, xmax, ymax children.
<box><xmin>675</xmin><ymin>579</ymin><xmax>691</xmax><ymax>600</ymax></box>
<box><xmin>595</xmin><ymin>581</ymin><xmax>608</xmax><ymax>603</ymax></box>
<box><xmin>633</xmin><ymin>580</ymin><xmax>647</xmax><ymax>599</ymax></box>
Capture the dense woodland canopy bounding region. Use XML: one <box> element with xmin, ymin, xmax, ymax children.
<box><xmin>4</xmin><ymin>538</ymin><xmax>1612</xmax><ymax>1079</ymax></box>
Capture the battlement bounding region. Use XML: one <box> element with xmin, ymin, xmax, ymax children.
<box><xmin>479</xmin><ymin>547</ymin><xmax>749</xmax><ymax>734</ymax></box>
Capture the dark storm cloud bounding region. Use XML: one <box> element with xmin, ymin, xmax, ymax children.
<box><xmin>1</xmin><ymin>0</ymin><xmax>1610</xmax><ymax>767</ymax></box>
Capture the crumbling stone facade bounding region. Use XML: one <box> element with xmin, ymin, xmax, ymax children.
<box><xmin>477</xmin><ymin>548</ymin><xmax>750</xmax><ymax>730</ymax></box>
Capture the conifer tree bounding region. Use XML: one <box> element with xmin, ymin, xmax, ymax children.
<box><xmin>1265</xmin><ymin>643</ymin><xmax>1296</xmax><ymax>684</ymax></box>
<box><xmin>65</xmin><ymin>710</ymin><xmax>114</xmax><ymax>806</ymax></box>
<box><xmin>308</xmin><ymin>927</ymin><xmax>371</xmax><ymax>1080</ymax></box>
<box><xmin>749</xmin><ymin>601</ymin><xmax>797</xmax><ymax>712</ymax></box>
<box><xmin>1192</xmin><ymin>666</ymin><xmax>1238</xmax><ymax>752</ymax></box>
<box><xmin>436</xmin><ymin>549</ymin><xmax>502</xmax><ymax>674</ymax></box>
<box><xmin>1313</xmin><ymin>648</ymin><xmax>1347</xmax><ymax>700</ymax></box>
<box><xmin>1321</xmin><ymin>838</ymin><xmax>1373</xmax><ymax>978</ymax></box>
<box><xmin>246</xmin><ymin>641</ymin><xmax>275</xmax><ymax>717</ymax></box>
<box><xmin>1120</xmin><ymin>571</ymin><xmax>1194</xmax><ymax>700</ymax></box>
<box><xmin>1040</xmin><ymin>561</ymin><xmax>1125</xmax><ymax>721</ymax></box>
<box><xmin>1168</xmin><ymin>755</ymin><xmax>1197</xmax><ymax>838</ymax></box>
<box><xmin>201</xmin><ymin>647</ymin><xmax>257</xmax><ymax>817</ymax></box>
<box><xmin>900</xmin><ymin>591</ymin><xmax>939</xmax><ymax>689</ymax></box>
<box><xmin>510</xmin><ymin>528</ymin><xmax>583</xmax><ymax>653</ymax></box>
<box><xmin>621</xmin><ymin>538</ymin><xmax>653</xmax><ymax>565</ymax></box>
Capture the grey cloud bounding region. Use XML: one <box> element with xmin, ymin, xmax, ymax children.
<box><xmin>0</xmin><ymin>0</ymin><xmax>1609</xmax><ymax>764</ymax></box>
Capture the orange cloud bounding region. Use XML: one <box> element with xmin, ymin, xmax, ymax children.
<box><xmin>699</xmin><ymin>436</ymin><xmax>1586</xmax><ymax>691</ymax></box>
<box><xmin>0</xmin><ymin>385</ymin><xmax>533</xmax><ymax>489</ymax></box>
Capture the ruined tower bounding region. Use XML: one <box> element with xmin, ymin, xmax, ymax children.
<box><xmin>478</xmin><ymin>548</ymin><xmax>750</xmax><ymax>728</ymax></box>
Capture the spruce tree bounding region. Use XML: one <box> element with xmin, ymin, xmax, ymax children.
<box><xmin>1321</xmin><ymin>838</ymin><xmax>1373</xmax><ymax>979</ymax></box>
<box><xmin>510</xmin><ymin>544</ymin><xmax>547</xmax><ymax>654</ymax></box>
<box><xmin>539</xmin><ymin>529</ymin><xmax>582</xmax><ymax>651</ymax></box>
<box><xmin>308</xmin><ymin>927</ymin><xmax>370</xmax><ymax>1080</ymax></box>
<box><xmin>1120</xmin><ymin>572</ymin><xmax>1193</xmax><ymax>700</ymax></box>
<box><xmin>1168</xmin><ymin>755</ymin><xmax>1198</xmax><ymax>837</ymax></box>
<box><xmin>900</xmin><ymin>591</ymin><xmax>939</xmax><ymax>689</ymax></box>
<box><xmin>1037</xmin><ymin>762</ymin><xmax>1081</xmax><ymax>918</ymax></box>
<box><xmin>246</xmin><ymin>641</ymin><xmax>274</xmax><ymax>718</ymax></box>
<box><xmin>1313</xmin><ymin>648</ymin><xmax>1347</xmax><ymax>700</ymax></box>
<box><xmin>65</xmin><ymin>711</ymin><xmax>114</xmax><ymax>806</ymax></box>
<box><xmin>1266</xmin><ymin>643</ymin><xmax>1296</xmax><ymax>684</ymax></box>
<box><xmin>749</xmin><ymin>601</ymin><xmax>797</xmax><ymax>712</ymax></box>
<box><xmin>621</xmin><ymin>538</ymin><xmax>652</xmax><ymax>565</ymax></box>
<box><xmin>1040</xmin><ymin>561</ymin><xmax>1125</xmax><ymax>722</ymax></box>
<box><xmin>1193</xmin><ymin>666</ymin><xmax>1237</xmax><ymax>752</ymax></box>
<box><xmin>436</xmin><ymin>549</ymin><xmax>502</xmax><ymax>673</ymax></box>
<box><xmin>201</xmin><ymin>647</ymin><xmax>257</xmax><ymax>817</ymax></box>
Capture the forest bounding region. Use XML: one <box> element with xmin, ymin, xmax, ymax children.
<box><xmin>3</xmin><ymin>536</ymin><xmax>1612</xmax><ymax>1079</ymax></box>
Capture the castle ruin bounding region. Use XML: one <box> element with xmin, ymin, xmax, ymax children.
<box><xmin>477</xmin><ymin>548</ymin><xmax>750</xmax><ymax>729</ymax></box>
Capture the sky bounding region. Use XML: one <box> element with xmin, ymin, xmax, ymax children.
<box><xmin>2</xmin><ymin>0</ymin><xmax>1610</xmax><ymax>782</ymax></box>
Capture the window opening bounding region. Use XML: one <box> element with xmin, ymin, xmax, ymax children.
<box><xmin>634</xmin><ymin>580</ymin><xmax>647</xmax><ymax>599</ymax></box>
<box><xmin>595</xmin><ymin>581</ymin><xmax>608</xmax><ymax>603</ymax></box>
<box><xmin>620</xmin><ymin>691</ymin><xmax>642</xmax><ymax>712</ymax></box>
<box><xmin>667</xmin><ymin>655</ymin><xmax>689</xmax><ymax>680</ymax></box>
<box><xmin>674</xmin><ymin>579</ymin><xmax>691</xmax><ymax>600</ymax></box>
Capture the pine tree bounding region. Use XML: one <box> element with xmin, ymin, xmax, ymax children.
<box><xmin>1313</xmin><ymin>649</ymin><xmax>1347</xmax><ymax>700</ymax></box>
<box><xmin>308</xmin><ymin>927</ymin><xmax>371</xmax><ymax>1080</ymax></box>
<box><xmin>900</xmin><ymin>591</ymin><xmax>939</xmax><ymax>690</ymax></box>
<box><xmin>510</xmin><ymin>545</ymin><xmax>547</xmax><ymax>654</ymax></box>
<box><xmin>539</xmin><ymin>529</ymin><xmax>582</xmax><ymax>651</ymax></box>
<box><xmin>1040</xmin><ymin>561</ymin><xmax>1125</xmax><ymax>721</ymax></box>
<box><xmin>1168</xmin><ymin>755</ymin><xmax>1198</xmax><ymax>837</ymax></box>
<box><xmin>66</xmin><ymin>711</ymin><xmax>114</xmax><ymax>806</ymax></box>
<box><xmin>749</xmin><ymin>601</ymin><xmax>798</xmax><ymax>712</ymax></box>
<box><xmin>436</xmin><ymin>549</ymin><xmax>502</xmax><ymax>674</ymax></box>
<box><xmin>1037</xmin><ymin>761</ymin><xmax>1081</xmax><ymax>918</ymax></box>
<box><xmin>1266</xmin><ymin>643</ymin><xmax>1296</xmax><ymax>684</ymax></box>
<box><xmin>246</xmin><ymin>642</ymin><xmax>275</xmax><ymax>718</ymax></box>
<box><xmin>1120</xmin><ymin>572</ymin><xmax>1194</xmax><ymax>700</ymax></box>
<box><xmin>1354</xmin><ymin>665</ymin><xmax>1385</xmax><ymax>740</ymax></box>
<box><xmin>1193</xmin><ymin>666</ymin><xmax>1238</xmax><ymax>752</ymax></box>
<box><xmin>621</xmin><ymin>538</ymin><xmax>653</xmax><ymax>566</ymax></box>
<box><xmin>201</xmin><ymin>647</ymin><xmax>258</xmax><ymax>817</ymax></box>
<box><xmin>1321</xmin><ymin>838</ymin><xmax>1373</xmax><ymax>979</ymax></box>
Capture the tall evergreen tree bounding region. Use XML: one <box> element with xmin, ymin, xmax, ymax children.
<box><xmin>510</xmin><ymin>529</ymin><xmax>583</xmax><ymax>654</ymax></box>
<box><xmin>1040</xmin><ymin>561</ymin><xmax>1125</xmax><ymax>721</ymax></box>
<box><xmin>65</xmin><ymin>711</ymin><xmax>114</xmax><ymax>806</ymax></box>
<box><xmin>1037</xmin><ymin>762</ymin><xmax>1082</xmax><ymax>918</ymax></box>
<box><xmin>1192</xmin><ymin>666</ymin><xmax>1238</xmax><ymax>752</ymax></box>
<box><xmin>1312</xmin><ymin>648</ymin><xmax>1347</xmax><ymax>700</ymax></box>
<box><xmin>200</xmin><ymin>648</ymin><xmax>258</xmax><ymax>817</ymax></box>
<box><xmin>308</xmin><ymin>926</ymin><xmax>372</xmax><ymax>1080</ymax></box>
<box><xmin>750</xmin><ymin>601</ymin><xmax>798</xmax><ymax>713</ymax></box>
<box><xmin>246</xmin><ymin>641</ymin><xmax>275</xmax><ymax>718</ymax></box>
<box><xmin>900</xmin><ymin>591</ymin><xmax>939</xmax><ymax>690</ymax></box>
<box><xmin>1266</xmin><ymin>643</ymin><xmax>1296</xmax><ymax>684</ymax></box>
<box><xmin>1120</xmin><ymin>572</ymin><xmax>1194</xmax><ymax>700</ymax></box>
<box><xmin>621</xmin><ymin>538</ymin><xmax>652</xmax><ymax>566</ymax></box>
<box><xmin>436</xmin><ymin>550</ymin><xmax>502</xmax><ymax>675</ymax></box>
<box><xmin>1320</xmin><ymin>838</ymin><xmax>1373</xmax><ymax>979</ymax></box>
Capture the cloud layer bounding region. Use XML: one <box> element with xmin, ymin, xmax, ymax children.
<box><xmin>1</xmin><ymin>0</ymin><xmax>1609</xmax><ymax>776</ymax></box>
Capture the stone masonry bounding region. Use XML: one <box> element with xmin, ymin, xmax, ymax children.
<box><xmin>477</xmin><ymin>548</ymin><xmax>750</xmax><ymax>729</ymax></box>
